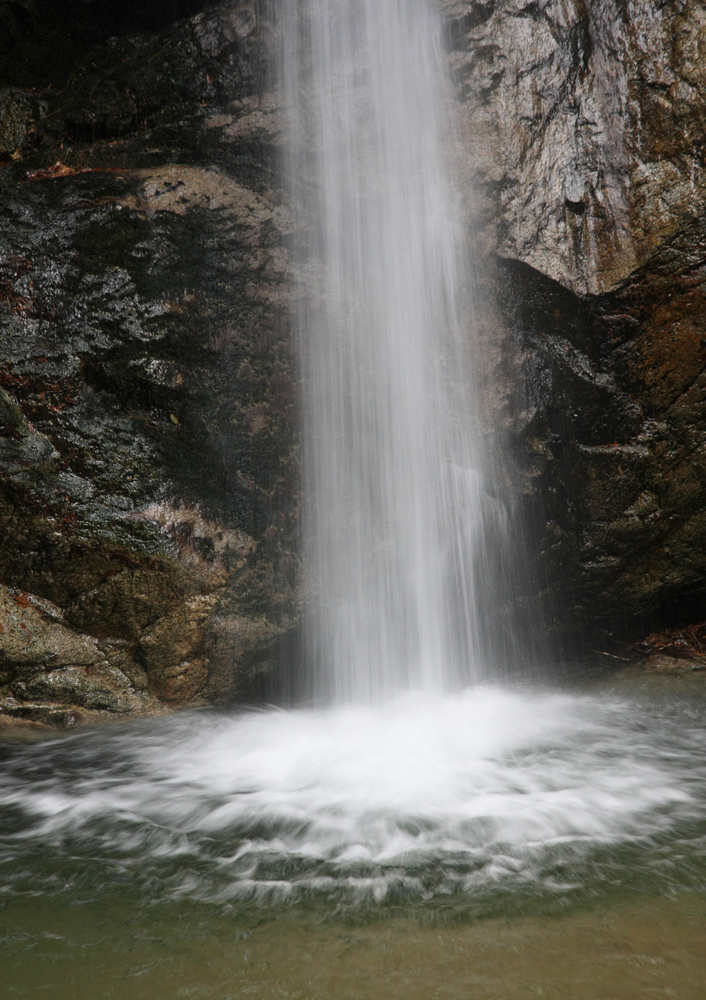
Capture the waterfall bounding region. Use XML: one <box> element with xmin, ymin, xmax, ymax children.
<box><xmin>282</xmin><ymin>0</ymin><xmax>487</xmax><ymax>702</ymax></box>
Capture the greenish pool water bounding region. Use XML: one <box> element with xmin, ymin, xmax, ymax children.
<box><xmin>3</xmin><ymin>893</ymin><xmax>705</xmax><ymax>999</ymax></box>
<box><xmin>2</xmin><ymin>678</ymin><xmax>705</xmax><ymax>997</ymax></box>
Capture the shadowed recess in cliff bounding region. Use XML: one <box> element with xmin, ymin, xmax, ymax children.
<box><xmin>0</xmin><ymin>0</ymin><xmax>223</xmax><ymax>88</ymax></box>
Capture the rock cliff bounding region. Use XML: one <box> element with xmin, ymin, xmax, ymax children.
<box><xmin>0</xmin><ymin>1</ymin><xmax>299</xmax><ymax>725</ymax></box>
<box><xmin>444</xmin><ymin>0</ymin><xmax>706</xmax><ymax>649</ymax></box>
<box><xmin>2</xmin><ymin>0</ymin><xmax>706</xmax><ymax>723</ymax></box>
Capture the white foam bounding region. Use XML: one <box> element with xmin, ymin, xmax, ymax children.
<box><xmin>2</xmin><ymin>686</ymin><xmax>704</xmax><ymax>905</ymax></box>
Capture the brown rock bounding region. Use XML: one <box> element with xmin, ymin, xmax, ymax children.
<box><xmin>443</xmin><ymin>0</ymin><xmax>706</xmax><ymax>644</ymax></box>
<box><xmin>0</xmin><ymin>583</ymin><xmax>165</xmax><ymax>723</ymax></box>
<box><xmin>640</xmin><ymin>654</ymin><xmax>706</xmax><ymax>674</ymax></box>
<box><xmin>0</xmin><ymin>584</ymin><xmax>100</xmax><ymax>669</ymax></box>
<box><xmin>0</xmin><ymin>1</ymin><xmax>300</xmax><ymax>719</ymax></box>
<box><xmin>145</xmin><ymin>658</ymin><xmax>209</xmax><ymax>705</ymax></box>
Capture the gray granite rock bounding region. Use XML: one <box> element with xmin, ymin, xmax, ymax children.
<box><xmin>444</xmin><ymin>0</ymin><xmax>706</xmax><ymax>647</ymax></box>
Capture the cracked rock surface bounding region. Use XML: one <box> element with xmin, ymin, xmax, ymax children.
<box><xmin>0</xmin><ymin>1</ymin><xmax>299</xmax><ymax>725</ymax></box>
<box><xmin>445</xmin><ymin>0</ymin><xmax>706</xmax><ymax>646</ymax></box>
<box><xmin>3</xmin><ymin>0</ymin><xmax>706</xmax><ymax>714</ymax></box>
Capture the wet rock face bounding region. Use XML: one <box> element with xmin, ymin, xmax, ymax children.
<box><xmin>0</xmin><ymin>0</ymin><xmax>218</xmax><ymax>89</ymax></box>
<box><xmin>0</xmin><ymin>2</ymin><xmax>299</xmax><ymax>725</ymax></box>
<box><xmin>446</xmin><ymin>0</ymin><xmax>706</xmax><ymax>295</ymax></box>
<box><xmin>0</xmin><ymin>583</ymin><xmax>165</xmax><ymax>725</ymax></box>
<box><xmin>444</xmin><ymin>0</ymin><xmax>706</xmax><ymax>644</ymax></box>
<box><xmin>3</xmin><ymin>0</ymin><xmax>706</xmax><ymax>715</ymax></box>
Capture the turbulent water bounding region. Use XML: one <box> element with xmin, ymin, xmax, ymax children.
<box><xmin>283</xmin><ymin>0</ymin><xmax>487</xmax><ymax>701</ymax></box>
<box><xmin>2</xmin><ymin>682</ymin><xmax>706</xmax><ymax>915</ymax></box>
<box><xmin>4</xmin><ymin>9</ymin><xmax>706</xmax><ymax>994</ymax></box>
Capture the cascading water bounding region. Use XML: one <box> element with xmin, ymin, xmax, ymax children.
<box><xmin>282</xmin><ymin>0</ymin><xmax>486</xmax><ymax>702</ymax></box>
<box><xmin>3</xmin><ymin>9</ymin><xmax>706</xmax><ymax>985</ymax></box>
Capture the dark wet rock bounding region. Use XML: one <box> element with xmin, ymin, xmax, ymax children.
<box><xmin>443</xmin><ymin>0</ymin><xmax>706</xmax><ymax>647</ymax></box>
<box><xmin>0</xmin><ymin>2</ymin><xmax>299</xmax><ymax>724</ymax></box>
<box><xmin>4</xmin><ymin>0</ymin><xmax>706</xmax><ymax>708</ymax></box>
<box><xmin>0</xmin><ymin>90</ymin><xmax>45</xmax><ymax>161</ymax></box>
<box><xmin>0</xmin><ymin>1</ymin><xmax>221</xmax><ymax>90</ymax></box>
<box><xmin>638</xmin><ymin>654</ymin><xmax>706</xmax><ymax>675</ymax></box>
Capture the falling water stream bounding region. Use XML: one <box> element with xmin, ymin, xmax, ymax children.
<box><xmin>283</xmin><ymin>0</ymin><xmax>484</xmax><ymax>701</ymax></box>
<box><xmin>1</xmin><ymin>1</ymin><xmax>706</xmax><ymax>996</ymax></box>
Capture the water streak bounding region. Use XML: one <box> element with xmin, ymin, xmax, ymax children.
<box><xmin>2</xmin><ymin>686</ymin><xmax>706</xmax><ymax>911</ymax></box>
<box><xmin>282</xmin><ymin>0</ymin><xmax>485</xmax><ymax>701</ymax></box>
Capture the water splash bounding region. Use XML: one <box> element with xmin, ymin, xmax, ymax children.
<box><xmin>2</xmin><ymin>686</ymin><xmax>705</xmax><ymax>911</ymax></box>
<box><xmin>282</xmin><ymin>0</ymin><xmax>486</xmax><ymax>701</ymax></box>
